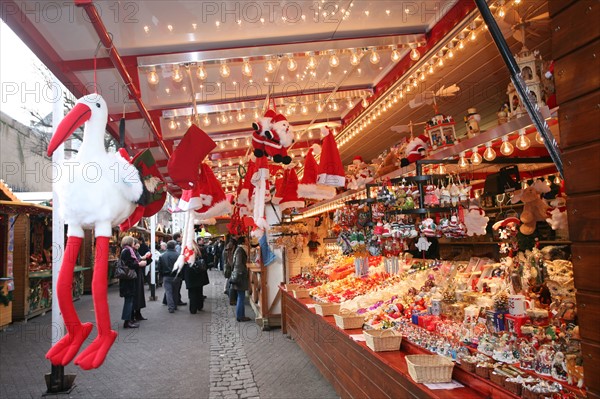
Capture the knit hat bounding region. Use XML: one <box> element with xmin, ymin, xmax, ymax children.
<box><xmin>298</xmin><ymin>144</ymin><xmax>336</xmax><ymax>200</ymax></box>
<box><xmin>317</xmin><ymin>126</ymin><xmax>346</xmax><ymax>187</ymax></box>
<box><xmin>279</xmin><ymin>168</ymin><xmax>304</xmax><ymax>211</ymax></box>
<box><xmin>167</xmin><ymin>125</ymin><xmax>216</xmax><ymax>189</ymax></box>
<box><xmin>178</xmin><ymin>163</ymin><xmax>231</xmax><ymax>219</ymax></box>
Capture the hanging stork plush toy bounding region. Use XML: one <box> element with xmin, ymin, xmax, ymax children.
<box><xmin>45</xmin><ymin>94</ymin><xmax>161</xmax><ymax>370</ymax></box>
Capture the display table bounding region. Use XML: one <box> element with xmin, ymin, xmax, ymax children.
<box><xmin>281</xmin><ymin>287</ymin><xmax>519</xmax><ymax>399</ymax></box>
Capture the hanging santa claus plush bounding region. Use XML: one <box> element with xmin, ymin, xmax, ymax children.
<box><xmin>251</xmin><ymin>111</ymin><xmax>294</xmax><ymax>164</ymax></box>
<box><xmin>400</xmin><ymin>134</ymin><xmax>429</xmax><ymax>167</ymax></box>
<box><xmin>251</xmin><ymin>109</ymin><xmax>276</xmax><ymax>158</ymax></box>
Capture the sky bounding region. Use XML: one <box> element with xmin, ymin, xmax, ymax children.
<box><xmin>0</xmin><ymin>19</ymin><xmax>56</xmax><ymax>126</ymax></box>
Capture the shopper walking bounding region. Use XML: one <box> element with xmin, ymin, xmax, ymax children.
<box><xmin>132</xmin><ymin>238</ymin><xmax>150</xmax><ymax>321</ymax></box>
<box><xmin>119</xmin><ymin>236</ymin><xmax>147</xmax><ymax>328</ymax></box>
<box><xmin>183</xmin><ymin>242</ymin><xmax>210</xmax><ymax>314</ymax></box>
<box><xmin>230</xmin><ymin>236</ymin><xmax>251</xmax><ymax>322</ymax></box>
<box><xmin>158</xmin><ymin>240</ymin><xmax>181</xmax><ymax>313</ymax></box>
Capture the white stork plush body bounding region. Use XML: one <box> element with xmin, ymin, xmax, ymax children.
<box><xmin>46</xmin><ymin>94</ymin><xmax>143</xmax><ymax>370</ymax></box>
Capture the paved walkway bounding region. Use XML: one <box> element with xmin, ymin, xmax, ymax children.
<box><xmin>0</xmin><ymin>270</ymin><xmax>338</xmax><ymax>399</ymax></box>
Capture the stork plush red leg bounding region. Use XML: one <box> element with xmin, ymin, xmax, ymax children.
<box><xmin>75</xmin><ymin>236</ymin><xmax>118</xmax><ymax>370</ymax></box>
<box><xmin>46</xmin><ymin>236</ymin><xmax>93</xmax><ymax>366</ymax></box>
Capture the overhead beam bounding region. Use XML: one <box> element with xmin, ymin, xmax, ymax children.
<box><xmin>75</xmin><ymin>0</ymin><xmax>171</xmax><ymax>159</ymax></box>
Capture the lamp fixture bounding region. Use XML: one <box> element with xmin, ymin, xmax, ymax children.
<box><xmin>350</xmin><ymin>49</ymin><xmax>361</xmax><ymax>66</ymax></box>
<box><xmin>535</xmin><ymin>132</ymin><xmax>544</xmax><ymax>144</ymax></box>
<box><xmin>307</xmin><ymin>52</ymin><xmax>317</xmax><ymax>69</ymax></box>
<box><xmin>409</xmin><ymin>44</ymin><xmax>420</xmax><ymax>61</ymax></box>
<box><xmin>219</xmin><ymin>61</ymin><xmax>230</xmax><ymax>78</ymax></box>
<box><xmin>265</xmin><ymin>57</ymin><xmax>276</xmax><ymax>74</ymax></box>
<box><xmin>500</xmin><ymin>136</ymin><xmax>515</xmax><ymax>156</ymax></box>
<box><xmin>515</xmin><ymin>129</ymin><xmax>531</xmax><ymax>150</ymax></box>
<box><xmin>300</xmin><ymin>104</ymin><xmax>308</xmax><ymax>115</ymax></box>
<box><xmin>197</xmin><ymin>63</ymin><xmax>207</xmax><ymax>80</ymax></box>
<box><xmin>168</xmin><ymin>119</ymin><xmax>177</xmax><ymax>130</ymax></box>
<box><xmin>329</xmin><ymin>51</ymin><xmax>340</xmax><ymax>68</ymax></box>
<box><xmin>483</xmin><ymin>142</ymin><xmax>497</xmax><ymax>161</ymax></box>
<box><xmin>369</xmin><ymin>48</ymin><xmax>380</xmax><ymax>64</ymax></box>
<box><xmin>172</xmin><ymin>65</ymin><xmax>184</xmax><ymax>83</ymax></box>
<box><xmin>287</xmin><ymin>54</ymin><xmax>298</xmax><ymax>71</ymax></box>
<box><xmin>147</xmin><ymin>69</ymin><xmax>159</xmax><ymax>85</ymax></box>
<box><xmin>458</xmin><ymin>152</ymin><xmax>469</xmax><ymax>168</ymax></box>
<box><xmin>202</xmin><ymin>115</ymin><xmax>211</xmax><ymax>127</ymax></box>
<box><xmin>242</xmin><ymin>58</ymin><xmax>252</xmax><ymax>77</ymax></box>
<box><xmin>391</xmin><ymin>46</ymin><xmax>401</xmax><ymax>62</ymax></box>
<box><xmin>470</xmin><ymin>148</ymin><xmax>483</xmax><ymax>165</ymax></box>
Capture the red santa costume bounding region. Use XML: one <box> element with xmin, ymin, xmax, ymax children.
<box><xmin>317</xmin><ymin>126</ymin><xmax>346</xmax><ymax>187</ymax></box>
<box><xmin>400</xmin><ymin>134</ymin><xmax>429</xmax><ymax>167</ymax></box>
<box><xmin>298</xmin><ymin>144</ymin><xmax>336</xmax><ymax>200</ymax></box>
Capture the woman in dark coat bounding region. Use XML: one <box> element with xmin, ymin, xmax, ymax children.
<box><xmin>183</xmin><ymin>242</ymin><xmax>209</xmax><ymax>314</ymax></box>
<box><xmin>132</xmin><ymin>238</ymin><xmax>150</xmax><ymax>321</ymax></box>
<box><xmin>119</xmin><ymin>236</ymin><xmax>147</xmax><ymax>328</ymax></box>
<box><xmin>231</xmin><ymin>236</ymin><xmax>250</xmax><ymax>322</ymax></box>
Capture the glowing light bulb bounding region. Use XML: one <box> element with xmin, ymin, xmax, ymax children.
<box><xmin>287</xmin><ymin>55</ymin><xmax>297</xmax><ymax>71</ymax></box>
<box><xmin>197</xmin><ymin>64</ymin><xmax>207</xmax><ymax>80</ymax></box>
<box><xmin>147</xmin><ymin>70</ymin><xmax>159</xmax><ymax>85</ymax></box>
<box><xmin>307</xmin><ymin>53</ymin><xmax>317</xmax><ymax>69</ymax></box>
<box><xmin>419</xmin><ymin>72</ymin><xmax>426</xmax><ymax>81</ymax></box>
<box><xmin>220</xmin><ymin>114</ymin><xmax>228</xmax><ymax>124</ymax></box>
<box><xmin>514</xmin><ymin>0</ymin><xmax>521</xmax><ymax>4</ymax></box>
<box><xmin>329</xmin><ymin>52</ymin><xmax>340</xmax><ymax>68</ymax></box>
<box><xmin>242</xmin><ymin>59</ymin><xmax>252</xmax><ymax>77</ymax></box>
<box><xmin>228</xmin><ymin>159</ymin><xmax>233</xmax><ymax>167</ymax></box>
<box><xmin>186</xmin><ymin>117</ymin><xmax>193</xmax><ymax>128</ymax></box>
<box><xmin>497</xmin><ymin>1</ymin><xmax>506</xmax><ymax>18</ymax></box>
<box><xmin>172</xmin><ymin>67</ymin><xmax>183</xmax><ymax>83</ymax></box>
<box><xmin>483</xmin><ymin>143</ymin><xmax>497</xmax><ymax>161</ymax></box>
<box><xmin>535</xmin><ymin>132</ymin><xmax>544</xmax><ymax>144</ymax></box>
<box><xmin>330</xmin><ymin>101</ymin><xmax>339</xmax><ymax>111</ymax></box>
<box><xmin>554</xmin><ymin>175</ymin><xmax>561</xmax><ymax>184</ymax></box>
<box><xmin>265</xmin><ymin>58</ymin><xmax>276</xmax><ymax>74</ymax></box>
<box><xmin>168</xmin><ymin>119</ymin><xmax>177</xmax><ymax>130</ymax></box>
<box><xmin>470</xmin><ymin>29</ymin><xmax>477</xmax><ymax>41</ymax></box>
<box><xmin>316</xmin><ymin>103</ymin><xmax>323</xmax><ymax>113</ymax></box>
<box><xmin>202</xmin><ymin>115</ymin><xmax>211</xmax><ymax>126</ymax></box>
<box><xmin>438</xmin><ymin>57</ymin><xmax>444</xmax><ymax>67</ymax></box>
<box><xmin>458</xmin><ymin>40</ymin><xmax>465</xmax><ymax>50</ymax></box>
<box><xmin>346</xmin><ymin>98</ymin><xmax>354</xmax><ymax>109</ymax></box>
<box><xmin>219</xmin><ymin>62</ymin><xmax>230</xmax><ymax>78</ymax></box>
<box><xmin>458</xmin><ymin>152</ymin><xmax>469</xmax><ymax>168</ymax></box>
<box><xmin>500</xmin><ymin>136</ymin><xmax>514</xmax><ymax>156</ymax></box>
<box><xmin>369</xmin><ymin>48</ymin><xmax>380</xmax><ymax>64</ymax></box>
<box><xmin>447</xmin><ymin>47</ymin><xmax>455</xmax><ymax>59</ymax></box>
<box><xmin>300</xmin><ymin>104</ymin><xmax>308</xmax><ymax>115</ymax></box>
<box><xmin>391</xmin><ymin>47</ymin><xmax>401</xmax><ymax>62</ymax></box>
<box><xmin>410</xmin><ymin>47</ymin><xmax>420</xmax><ymax>61</ymax></box>
<box><xmin>412</xmin><ymin>78</ymin><xmax>418</xmax><ymax>87</ymax></box>
<box><xmin>428</xmin><ymin>64</ymin><xmax>434</xmax><ymax>74</ymax></box>
<box><xmin>516</xmin><ymin>130</ymin><xmax>531</xmax><ymax>150</ymax></box>
<box><xmin>236</xmin><ymin>111</ymin><xmax>245</xmax><ymax>122</ymax></box>
<box><xmin>350</xmin><ymin>50</ymin><xmax>361</xmax><ymax>66</ymax></box>
<box><xmin>362</xmin><ymin>97</ymin><xmax>369</xmax><ymax>108</ymax></box>
<box><xmin>217</xmin><ymin>160</ymin><xmax>222</xmax><ymax>168</ymax></box>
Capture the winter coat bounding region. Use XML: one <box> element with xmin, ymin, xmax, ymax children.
<box><xmin>158</xmin><ymin>248</ymin><xmax>179</xmax><ymax>276</ymax></box>
<box><xmin>183</xmin><ymin>257</ymin><xmax>209</xmax><ymax>288</ymax></box>
<box><xmin>231</xmin><ymin>245</ymin><xmax>249</xmax><ymax>291</ymax></box>
<box><xmin>119</xmin><ymin>245</ymin><xmax>140</xmax><ymax>298</ymax></box>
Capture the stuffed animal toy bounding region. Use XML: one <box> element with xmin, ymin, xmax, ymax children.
<box><xmin>45</xmin><ymin>94</ymin><xmax>170</xmax><ymax>370</ymax></box>
<box><xmin>511</xmin><ymin>186</ymin><xmax>551</xmax><ymax>235</ymax></box>
<box><xmin>347</xmin><ymin>156</ymin><xmax>374</xmax><ymax>190</ymax></box>
<box><xmin>264</xmin><ymin>113</ymin><xmax>294</xmax><ymax>164</ymax></box>
<box><xmin>251</xmin><ymin>109</ymin><xmax>276</xmax><ymax>158</ymax></box>
<box><xmin>375</xmin><ymin>148</ymin><xmax>399</xmax><ymax>177</ymax></box>
<box><xmin>400</xmin><ymin>134</ymin><xmax>429</xmax><ymax>167</ymax></box>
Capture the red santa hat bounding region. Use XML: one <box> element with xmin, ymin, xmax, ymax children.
<box><xmin>317</xmin><ymin>126</ymin><xmax>346</xmax><ymax>187</ymax></box>
<box><xmin>272</xmin><ymin>173</ymin><xmax>285</xmax><ymax>205</ymax></box>
<box><xmin>270</xmin><ymin>113</ymin><xmax>294</xmax><ymax>147</ymax></box>
<box><xmin>352</xmin><ymin>155</ymin><xmax>364</xmax><ymax>164</ymax></box>
<box><xmin>178</xmin><ymin>163</ymin><xmax>231</xmax><ymax>219</ymax></box>
<box><xmin>167</xmin><ymin>125</ymin><xmax>216</xmax><ymax>189</ymax></box>
<box><xmin>279</xmin><ymin>168</ymin><xmax>304</xmax><ymax>211</ymax></box>
<box><xmin>298</xmin><ymin>144</ymin><xmax>336</xmax><ymax>200</ymax></box>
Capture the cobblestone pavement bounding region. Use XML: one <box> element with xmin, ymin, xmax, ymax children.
<box><xmin>0</xmin><ymin>270</ymin><xmax>338</xmax><ymax>399</ymax></box>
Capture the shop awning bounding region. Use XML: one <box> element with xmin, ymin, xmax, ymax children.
<box><xmin>0</xmin><ymin>200</ymin><xmax>52</xmax><ymax>215</ymax></box>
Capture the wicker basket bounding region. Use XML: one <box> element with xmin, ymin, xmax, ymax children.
<box><xmin>405</xmin><ymin>355</ymin><xmax>455</xmax><ymax>384</ymax></box>
<box><xmin>522</xmin><ymin>385</ymin><xmax>542</xmax><ymax>399</ymax></box>
<box><xmin>475</xmin><ymin>364</ymin><xmax>494</xmax><ymax>379</ymax></box>
<box><xmin>503</xmin><ymin>379</ymin><xmax>523</xmax><ymax>396</ymax></box>
<box><xmin>315</xmin><ymin>302</ymin><xmax>341</xmax><ymax>316</ymax></box>
<box><xmin>363</xmin><ymin>329</ymin><xmax>402</xmax><ymax>352</ymax></box>
<box><xmin>460</xmin><ymin>359</ymin><xmax>477</xmax><ymax>373</ymax></box>
<box><xmin>292</xmin><ymin>289</ymin><xmax>310</xmax><ymax>299</ymax></box>
<box><xmin>333</xmin><ymin>311</ymin><xmax>364</xmax><ymax>330</ymax></box>
<box><xmin>490</xmin><ymin>371</ymin><xmax>507</xmax><ymax>387</ymax></box>
<box><xmin>285</xmin><ymin>283</ymin><xmax>301</xmax><ymax>291</ymax></box>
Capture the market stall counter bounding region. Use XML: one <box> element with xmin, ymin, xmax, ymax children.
<box><xmin>281</xmin><ymin>286</ymin><xmax>519</xmax><ymax>399</ymax></box>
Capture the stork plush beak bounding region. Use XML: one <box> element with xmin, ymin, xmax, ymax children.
<box><xmin>47</xmin><ymin>102</ymin><xmax>92</xmax><ymax>156</ymax></box>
